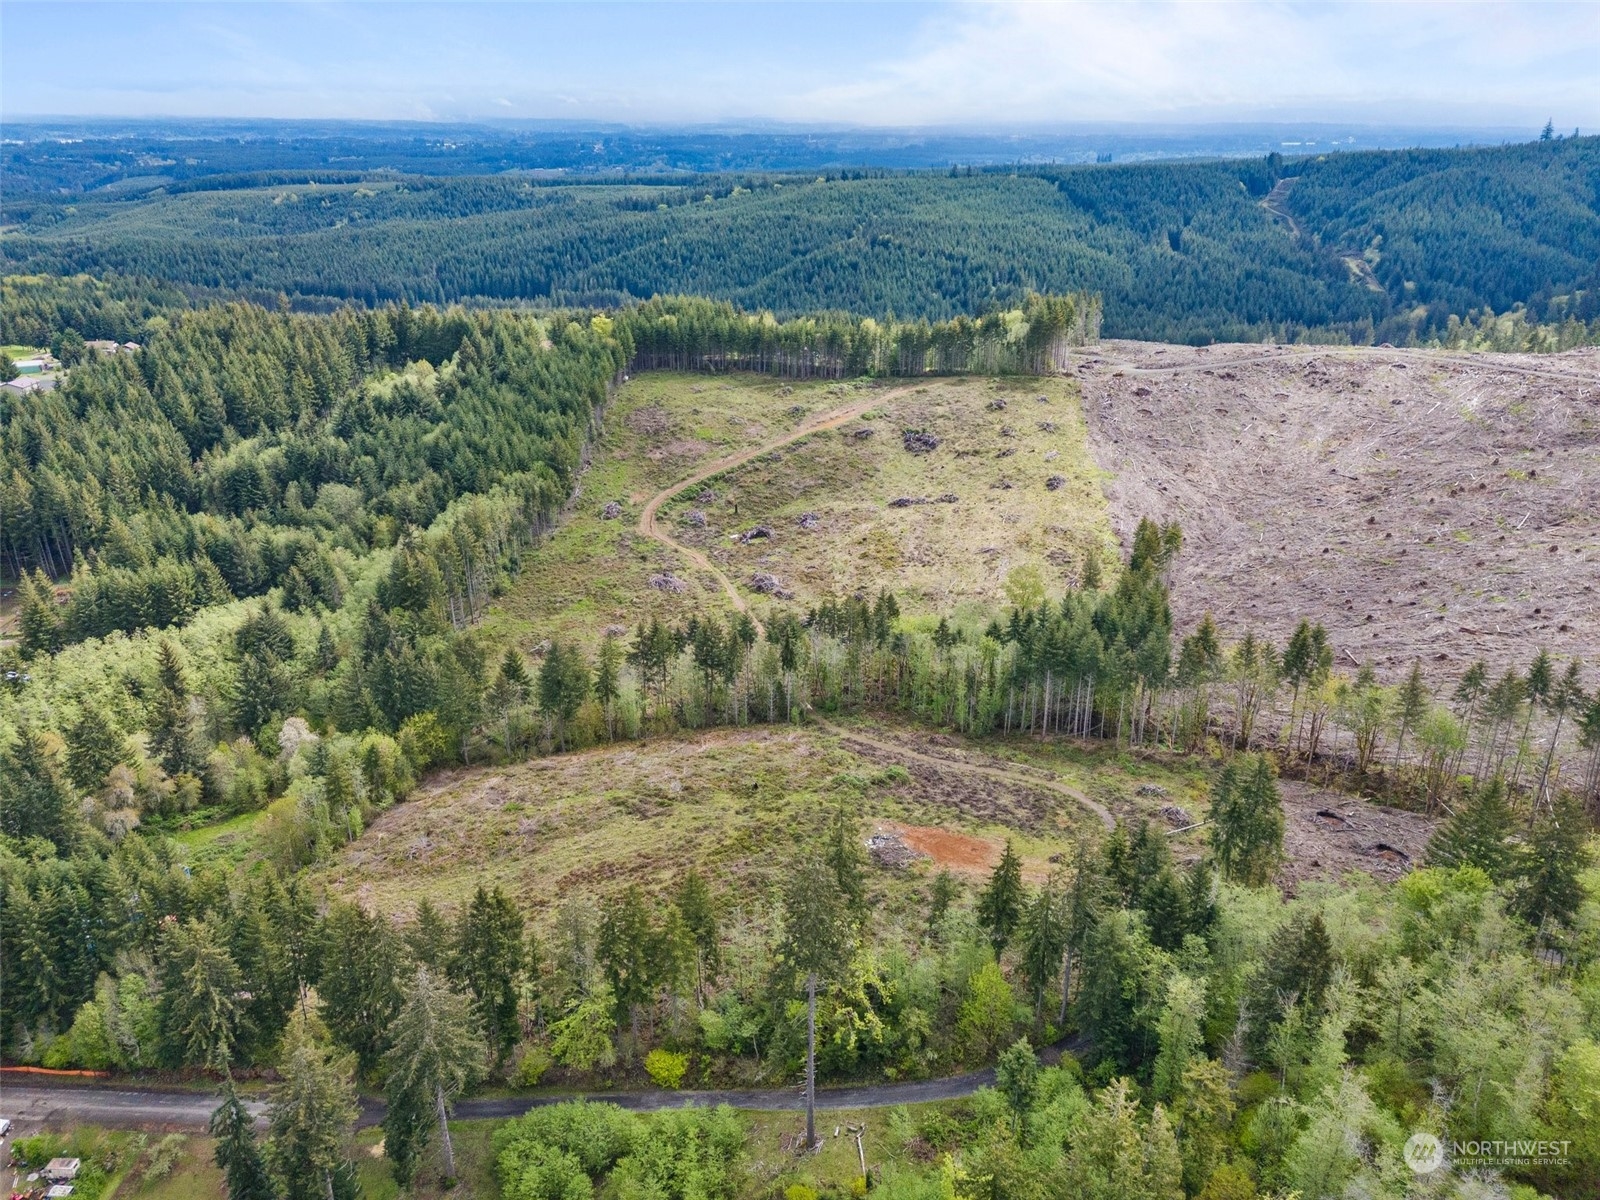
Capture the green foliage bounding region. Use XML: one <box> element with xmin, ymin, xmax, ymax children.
<box><xmin>1208</xmin><ymin>754</ymin><xmax>1284</xmax><ymax>887</ymax></box>
<box><xmin>1426</xmin><ymin>776</ymin><xmax>1517</xmax><ymax>880</ymax></box>
<box><xmin>265</xmin><ymin>1014</ymin><xmax>360</xmax><ymax>1200</ymax></box>
<box><xmin>450</xmin><ymin>884</ymin><xmax>525</xmax><ymax>1062</ymax></box>
<box><xmin>319</xmin><ymin>901</ymin><xmax>404</xmax><ymax>1075</ymax></box>
<box><xmin>956</xmin><ymin>960</ymin><xmax>1018</xmax><ymax>1061</ymax></box>
<box><xmin>211</xmin><ymin>1083</ymin><xmax>278</xmax><ymax>1200</ymax></box>
<box><xmin>994</xmin><ymin>1037</ymin><xmax>1040</xmax><ymax>1133</ymax></box>
<box><xmin>549</xmin><ymin>986</ymin><xmax>619</xmax><ymax>1072</ymax></box>
<box><xmin>1063</xmin><ymin>1078</ymin><xmax>1184</xmax><ymax>1200</ymax></box>
<box><xmin>644</xmin><ymin>1047</ymin><xmax>690</xmax><ymax>1088</ymax></box>
<box><xmin>12</xmin><ymin>136</ymin><xmax>1600</xmax><ymax>343</ymax></box>
<box><xmin>977</xmin><ymin>841</ymin><xmax>1025</xmax><ymax>954</ymax></box>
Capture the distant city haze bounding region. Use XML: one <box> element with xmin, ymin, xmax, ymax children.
<box><xmin>3</xmin><ymin>1</ymin><xmax>1597</xmax><ymax>130</ymax></box>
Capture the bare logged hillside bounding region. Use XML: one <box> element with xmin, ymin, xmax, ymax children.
<box><xmin>1078</xmin><ymin>341</ymin><xmax>1600</xmax><ymax>679</ymax></box>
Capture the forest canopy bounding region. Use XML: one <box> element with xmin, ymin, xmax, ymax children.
<box><xmin>4</xmin><ymin>136</ymin><xmax>1596</xmax><ymax>344</ymax></box>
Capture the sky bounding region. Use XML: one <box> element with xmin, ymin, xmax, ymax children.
<box><xmin>3</xmin><ymin>1</ymin><xmax>1597</xmax><ymax>130</ymax></box>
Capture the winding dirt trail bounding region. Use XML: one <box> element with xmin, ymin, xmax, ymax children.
<box><xmin>637</xmin><ymin>393</ymin><xmax>884</xmax><ymax>629</ymax></box>
<box><xmin>636</xmin><ymin>393</ymin><xmax>1117</xmax><ymax>833</ymax></box>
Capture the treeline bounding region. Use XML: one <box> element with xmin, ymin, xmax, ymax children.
<box><xmin>0</xmin><ymin>273</ymin><xmax>192</xmax><ymax>348</ymax></box>
<box><xmin>2</xmin><ymin>298</ymin><xmax>623</xmax><ymax>615</ymax></box>
<box><xmin>621</xmin><ymin>292</ymin><xmax>1100</xmax><ymax>378</ymax></box>
<box><xmin>7</xmin><ymin>136</ymin><xmax>1597</xmax><ymax>343</ymax></box>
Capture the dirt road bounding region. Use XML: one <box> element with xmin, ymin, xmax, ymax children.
<box><xmin>637</xmin><ymin>405</ymin><xmax>1118</xmax><ymax>833</ymax></box>
<box><xmin>637</xmin><ymin>394</ymin><xmax>886</xmax><ymax>629</ymax></box>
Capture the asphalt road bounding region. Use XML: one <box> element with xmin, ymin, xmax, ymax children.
<box><xmin>2</xmin><ymin>1037</ymin><xmax>1088</xmax><ymax>1134</ymax></box>
<box><xmin>0</xmin><ymin>1071</ymin><xmax>994</xmax><ymax>1134</ymax></box>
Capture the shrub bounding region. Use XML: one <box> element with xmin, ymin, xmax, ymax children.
<box><xmin>500</xmin><ymin>1142</ymin><xmax>591</xmax><ymax>1200</ymax></box>
<box><xmin>12</xmin><ymin>1132</ymin><xmax>66</xmax><ymax>1168</ymax></box>
<box><xmin>492</xmin><ymin>1100</ymin><xmax>639</xmax><ymax>1178</ymax></box>
<box><xmin>644</xmin><ymin>1048</ymin><xmax>689</xmax><ymax>1089</ymax></box>
<box><xmin>514</xmin><ymin>1043</ymin><xmax>554</xmax><ymax>1088</ymax></box>
<box><xmin>611</xmin><ymin>1105</ymin><xmax>745</xmax><ymax>1200</ymax></box>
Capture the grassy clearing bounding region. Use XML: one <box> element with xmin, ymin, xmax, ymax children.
<box><xmin>665</xmin><ymin>374</ymin><xmax>1114</xmax><ymax>618</ymax></box>
<box><xmin>352</xmin><ymin>1120</ymin><xmax>500</xmax><ymax>1199</ymax></box>
<box><xmin>313</xmin><ymin>721</ymin><xmax>1110</xmax><ymax>926</ymax></box>
<box><xmin>169</xmin><ymin>810</ymin><xmax>267</xmax><ymax>867</ymax></box>
<box><xmin>745</xmin><ymin>1103</ymin><xmax>945</xmax><ymax>1196</ymax></box>
<box><xmin>485</xmin><ymin>370</ymin><xmax>1113</xmax><ymax>653</ymax></box>
<box><xmin>485</xmin><ymin>372</ymin><xmax>872</xmax><ymax>652</ymax></box>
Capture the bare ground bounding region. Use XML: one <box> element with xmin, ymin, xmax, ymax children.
<box><xmin>1076</xmin><ymin>341</ymin><xmax>1600</xmax><ymax>680</ymax></box>
<box><xmin>1277</xmin><ymin>779</ymin><xmax>1439</xmax><ymax>891</ymax></box>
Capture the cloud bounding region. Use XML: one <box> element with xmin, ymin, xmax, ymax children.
<box><xmin>784</xmin><ymin>1</ymin><xmax>1600</xmax><ymax>126</ymax></box>
<box><xmin>3</xmin><ymin>1</ymin><xmax>1595</xmax><ymax>126</ymax></box>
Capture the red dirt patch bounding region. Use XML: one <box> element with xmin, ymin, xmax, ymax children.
<box><xmin>876</xmin><ymin>820</ymin><xmax>1000</xmax><ymax>874</ymax></box>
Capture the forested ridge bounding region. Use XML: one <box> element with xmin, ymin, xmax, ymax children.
<box><xmin>4</xmin><ymin>135</ymin><xmax>1597</xmax><ymax>344</ymax></box>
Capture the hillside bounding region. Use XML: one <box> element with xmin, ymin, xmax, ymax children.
<box><xmin>1077</xmin><ymin>341</ymin><xmax>1600</xmax><ymax>677</ymax></box>
<box><xmin>5</xmin><ymin>136</ymin><xmax>1598</xmax><ymax>343</ymax></box>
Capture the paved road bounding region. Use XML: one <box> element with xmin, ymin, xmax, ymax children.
<box><xmin>2</xmin><ymin>1040</ymin><xmax>1086</xmax><ymax>1133</ymax></box>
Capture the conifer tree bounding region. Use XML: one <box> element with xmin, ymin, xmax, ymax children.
<box><xmin>824</xmin><ymin>794</ymin><xmax>866</xmax><ymax>912</ymax></box>
<box><xmin>926</xmin><ymin>869</ymin><xmax>961</xmax><ymax>938</ymax></box>
<box><xmin>211</xmin><ymin>1082</ymin><xmax>277</xmax><ymax>1200</ymax></box>
<box><xmin>18</xmin><ymin>567</ymin><xmax>62</xmax><ymax>657</ymax></box>
<box><xmin>1515</xmin><ymin>793</ymin><xmax>1592</xmax><ymax>930</ymax></box>
<box><xmin>675</xmin><ymin>869</ymin><xmax>720</xmax><ymax>1005</ymax></box>
<box><xmin>1208</xmin><ymin>754</ymin><xmax>1284</xmax><ymax>886</ymax></box>
<box><xmin>779</xmin><ymin>854</ymin><xmax>853</xmax><ymax>1148</ymax></box>
<box><xmin>63</xmin><ymin>702</ymin><xmax>129</xmax><ymax>793</ymax></box>
<box><xmin>1391</xmin><ymin>660</ymin><xmax>1430</xmax><ymax>772</ymax></box>
<box><xmin>149</xmin><ymin>639</ymin><xmax>206</xmax><ymax>778</ymax></box>
<box><xmin>978</xmin><ymin>840</ymin><xmax>1026</xmax><ymax>954</ymax></box>
<box><xmin>159</xmin><ymin>917</ymin><xmax>243</xmax><ymax>1072</ymax></box>
<box><xmin>319</xmin><ymin>903</ymin><xmax>404</xmax><ymax>1077</ymax></box>
<box><xmin>449</xmin><ymin>885</ymin><xmax>524</xmax><ymax>1063</ymax></box>
<box><xmin>994</xmin><ymin>1037</ymin><xmax>1040</xmax><ymax>1135</ymax></box>
<box><xmin>594</xmin><ymin>633</ymin><xmax>623</xmax><ymax>737</ymax></box>
<box><xmin>1426</xmin><ymin>777</ymin><xmax>1516</xmax><ymax>881</ymax></box>
<box><xmin>1018</xmin><ymin>879</ymin><xmax>1067</xmax><ymax>1015</ymax></box>
<box><xmin>383</xmin><ymin>966</ymin><xmax>488</xmax><ymax>1185</ymax></box>
<box><xmin>266</xmin><ymin>1015</ymin><xmax>359</xmax><ymax>1200</ymax></box>
<box><xmin>0</xmin><ymin>724</ymin><xmax>80</xmax><ymax>851</ymax></box>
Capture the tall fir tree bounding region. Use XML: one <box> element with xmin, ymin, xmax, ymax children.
<box><xmin>383</xmin><ymin>967</ymin><xmax>488</xmax><ymax>1185</ymax></box>
<box><xmin>449</xmin><ymin>885</ymin><xmax>524</xmax><ymax>1063</ymax></box>
<box><xmin>211</xmin><ymin>1082</ymin><xmax>278</xmax><ymax>1200</ymax></box>
<box><xmin>978</xmin><ymin>840</ymin><xmax>1026</xmax><ymax>954</ymax></box>
<box><xmin>1426</xmin><ymin>777</ymin><xmax>1516</xmax><ymax>881</ymax></box>
<box><xmin>1209</xmin><ymin>754</ymin><xmax>1284</xmax><ymax>886</ymax></box>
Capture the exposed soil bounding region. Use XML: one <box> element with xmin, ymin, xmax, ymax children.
<box><xmin>1277</xmin><ymin>779</ymin><xmax>1439</xmax><ymax>890</ymax></box>
<box><xmin>874</xmin><ymin>820</ymin><xmax>997</xmax><ymax>874</ymax></box>
<box><xmin>1076</xmin><ymin>341</ymin><xmax>1600</xmax><ymax>680</ymax></box>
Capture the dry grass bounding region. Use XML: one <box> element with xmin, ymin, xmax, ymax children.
<box><xmin>312</xmin><ymin>721</ymin><xmax>1150</xmax><ymax>927</ymax></box>
<box><xmin>662</xmin><ymin>374</ymin><xmax>1114</xmax><ymax>618</ymax></box>
<box><xmin>483</xmin><ymin>373</ymin><xmax>879</xmax><ymax>652</ymax></box>
<box><xmin>484</xmin><ymin>370</ymin><xmax>1114</xmax><ymax>656</ymax></box>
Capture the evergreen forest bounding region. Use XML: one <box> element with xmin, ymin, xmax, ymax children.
<box><xmin>4</xmin><ymin>136</ymin><xmax>1598</xmax><ymax>345</ymax></box>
